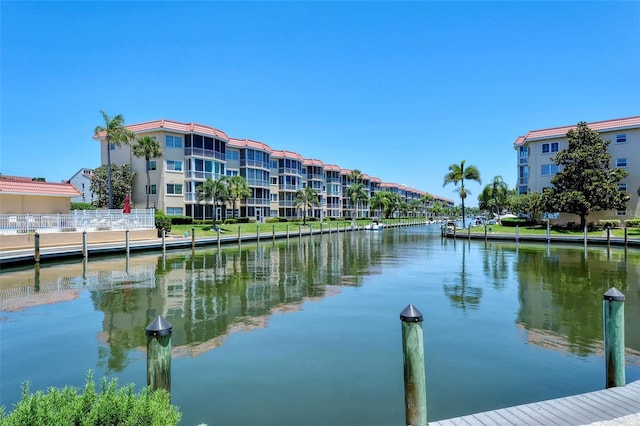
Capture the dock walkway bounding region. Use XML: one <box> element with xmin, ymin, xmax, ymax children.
<box><xmin>430</xmin><ymin>380</ymin><xmax>640</xmax><ymax>425</ymax></box>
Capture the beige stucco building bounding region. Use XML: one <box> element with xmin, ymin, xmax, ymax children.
<box><xmin>514</xmin><ymin>116</ymin><xmax>640</xmax><ymax>224</ymax></box>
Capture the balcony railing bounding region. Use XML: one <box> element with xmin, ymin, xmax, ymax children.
<box><xmin>184</xmin><ymin>147</ymin><xmax>225</xmax><ymax>161</ymax></box>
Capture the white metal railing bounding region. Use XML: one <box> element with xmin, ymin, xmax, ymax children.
<box><xmin>0</xmin><ymin>209</ymin><xmax>155</xmax><ymax>235</ymax></box>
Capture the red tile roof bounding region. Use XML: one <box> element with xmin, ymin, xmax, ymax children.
<box><xmin>324</xmin><ymin>164</ymin><xmax>341</xmax><ymax>172</ymax></box>
<box><xmin>514</xmin><ymin>116</ymin><xmax>640</xmax><ymax>146</ymax></box>
<box><xmin>94</xmin><ymin>119</ymin><xmax>230</xmax><ymax>141</ymax></box>
<box><xmin>271</xmin><ymin>150</ymin><xmax>304</xmax><ymax>161</ymax></box>
<box><xmin>228</xmin><ymin>137</ymin><xmax>272</xmax><ymax>152</ymax></box>
<box><xmin>303</xmin><ymin>158</ymin><xmax>324</xmax><ymax>167</ymax></box>
<box><xmin>0</xmin><ymin>177</ymin><xmax>81</xmax><ymax>197</ymax></box>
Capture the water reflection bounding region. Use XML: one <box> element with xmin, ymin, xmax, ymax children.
<box><xmin>443</xmin><ymin>240</ymin><xmax>483</xmax><ymax>311</ymax></box>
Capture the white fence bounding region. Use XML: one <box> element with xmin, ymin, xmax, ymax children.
<box><xmin>0</xmin><ymin>209</ymin><xmax>155</xmax><ymax>235</ymax></box>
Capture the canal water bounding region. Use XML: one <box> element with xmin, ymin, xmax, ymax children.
<box><xmin>1</xmin><ymin>225</ymin><xmax>639</xmax><ymax>425</ymax></box>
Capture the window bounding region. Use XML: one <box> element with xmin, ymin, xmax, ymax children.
<box><xmin>270</xmin><ymin>194</ymin><xmax>278</xmax><ymax>201</ymax></box>
<box><xmin>147</xmin><ymin>160</ymin><xmax>157</xmax><ymax>171</ymax></box>
<box><xmin>617</xmin><ymin>158</ymin><xmax>627</xmax><ymax>167</ymax></box>
<box><xmin>271</xmin><ymin>177</ymin><xmax>277</xmax><ymax>185</ymax></box>
<box><xmin>166</xmin><ymin>184</ymin><xmax>183</xmax><ymax>195</ymax></box>
<box><xmin>146</xmin><ymin>185</ymin><xmax>157</xmax><ymax>195</ymax></box>
<box><xmin>617</xmin><ymin>209</ymin><xmax>627</xmax><ymax>216</ymax></box>
<box><xmin>616</xmin><ymin>134</ymin><xmax>627</xmax><ymax>144</ymax></box>
<box><xmin>110</xmin><ymin>142</ymin><xmax>116</xmax><ymax>151</ymax></box>
<box><xmin>227</xmin><ymin>150</ymin><xmax>239</xmax><ymax>161</ymax></box>
<box><xmin>226</xmin><ymin>170</ymin><xmax>239</xmax><ymax>176</ymax></box>
<box><xmin>618</xmin><ymin>183</ymin><xmax>627</xmax><ymax>192</ymax></box>
<box><xmin>167</xmin><ymin>207</ymin><xmax>183</xmax><ymax>215</ymax></box>
<box><xmin>165</xmin><ymin>135</ymin><xmax>183</xmax><ymax>148</ymax></box>
<box><xmin>166</xmin><ymin>160</ymin><xmax>182</xmax><ymax>172</ymax></box>
<box><xmin>541</xmin><ymin>164</ymin><xmax>558</xmax><ymax>175</ymax></box>
<box><xmin>542</xmin><ymin>142</ymin><xmax>559</xmax><ymax>153</ymax></box>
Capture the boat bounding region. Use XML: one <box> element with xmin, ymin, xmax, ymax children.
<box><xmin>364</xmin><ymin>220</ymin><xmax>384</xmax><ymax>231</ymax></box>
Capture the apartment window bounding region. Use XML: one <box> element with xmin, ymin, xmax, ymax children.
<box><xmin>165</xmin><ymin>135</ymin><xmax>183</xmax><ymax>148</ymax></box>
<box><xmin>617</xmin><ymin>209</ymin><xmax>627</xmax><ymax>216</ymax></box>
<box><xmin>167</xmin><ymin>207</ymin><xmax>183</xmax><ymax>215</ymax></box>
<box><xmin>166</xmin><ymin>184</ymin><xmax>183</xmax><ymax>195</ymax></box>
<box><xmin>542</xmin><ymin>142</ymin><xmax>558</xmax><ymax>154</ymax></box>
<box><xmin>166</xmin><ymin>160</ymin><xmax>182</xmax><ymax>172</ymax></box>
<box><xmin>227</xmin><ymin>150</ymin><xmax>239</xmax><ymax>161</ymax></box>
<box><xmin>616</xmin><ymin>134</ymin><xmax>627</xmax><ymax>144</ymax></box>
<box><xmin>147</xmin><ymin>160</ymin><xmax>157</xmax><ymax>171</ymax></box>
<box><xmin>270</xmin><ymin>160</ymin><xmax>278</xmax><ymax>169</ymax></box>
<box><xmin>226</xmin><ymin>170</ymin><xmax>239</xmax><ymax>176</ymax></box>
<box><xmin>270</xmin><ymin>177</ymin><xmax>277</xmax><ymax>185</ymax></box>
<box><xmin>618</xmin><ymin>183</ymin><xmax>627</xmax><ymax>192</ymax></box>
<box><xmin>146</xmin><ymin>185</ymin><xmax>157</xmax><ymax>195</ymax></box>
<box><xmin>541</xmin><ymin>164</ymin><xmax>558</xmax><ymax>175</ymax></box>
<box><xmin>616</xmin><ymin>158</ymin><xmax>627</xmax><ymax>167</ymax></box>
<box><xmin>110</xmin><ymin>142</ymin><xmax>116</xmax><ymax>150</ymax></box>
<box><xmin>271</xmin><ymin>194</ymin><xmax>278</xmax><ymax>201</ymax></box>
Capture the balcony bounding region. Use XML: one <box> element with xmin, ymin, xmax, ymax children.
<box><xmin>184</xmin><ymin>147</ymin><xmax>225</xmax><ymax>161</ymax></box>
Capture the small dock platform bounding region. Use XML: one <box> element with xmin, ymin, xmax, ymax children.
<box><xmin>430</xmin><ymin>380</ymin><xmax>640</xmax><ymax>425</ymax></box>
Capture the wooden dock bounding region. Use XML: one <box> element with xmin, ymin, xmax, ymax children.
<box><xmin>430</xmin><ymin>380</ymin><xmax>640</xmax><ymax>425</ymax></box>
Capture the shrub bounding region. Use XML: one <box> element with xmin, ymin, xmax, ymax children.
<box><xmin>625</xmin><ymin>219</ymin><xmax>640</xmax><ymax>228</ymax></box>
<box><xmin>500</xmin><ymin>217</ymin><xmax>533</xmax><ymax>227</ymax></box>
<box><xmin>597</xmin><ymin>219</ymin><xmax>621</xmax><ymax>229</ymax></box>
<box><xmin>155</xmin><ymin>211</ymin><xmax>172</xmax><ymax>236</ymax></box>
<box><xmin>265</xmin><ymin>217</ymin><xmax>280</xmax><ymax>223</ymax></box>
<box><xmin>169</xmin><ymin>215</ymin><xmax>193</xmax><ymax>225</ymax></box>
<box><xmin>306</xmin><ymin>217</ymin><xmax>318</xmax><ymax>222</ymax></box>
<box><xmin>70</xmin><ymin>203</ymin><xmax>97</xmax><ymax>211</ymax></box>
<box><xmin>236</xmin><ymin>217</ymin><xmax>250</xmax><ymax>224</ymax></box>
<box><xmin>225</xmin><ymin>218</ymin><xmax>238</xmax><ymax>225</ymax></box>
<box><xmin>0</xmin><ymin>371</ymin><xmax>181</xmax><ymax>425</ymax></box>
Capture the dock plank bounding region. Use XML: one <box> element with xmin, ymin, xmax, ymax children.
<box><xmin>429</xmin><ymin>380</ymin><xmax>640</xmax><ymax>425</ymax></box>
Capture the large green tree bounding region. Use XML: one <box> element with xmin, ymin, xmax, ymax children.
<box><xmin>478</xmin><ymin>175</ymin><xmax>509</xmax><ymax>219</ymax></box>
<box><xmin>227</xmin><ymin>176</ymin><xmax>251</xmax><ymax>218</ymax></box>
<box><xmin>443</xmin><ymin>160</ymin><xmax>482</xmax><ymax>227</ymax></box>
<box><xmin>294</xmin><ymin>186</ymin><xmax>320</xmax><ymax>225</ymax></box>
<box><xmin>132</xmin><ymin>136</ymin><xmax>163</xmax><ymax>209</ymax></box>
<box><xmin>511</xmin><ymin>192</ymin><xmax>544</xmax><ymax>224</ymax></box>
<box><xmin>542</xmin><ymin>122</ymin><xmax>629</xmax><ymax>229</ymax></box>
<box><xmin>420</xmin><ymin>193</ymin><xmax>434</xmax><ymax>218</ymax></box>
<box><xmin>90</xmin><ymin>164</ymin><xmax>135</xmax><ymax>208</ymax></box>
<box><xmin>196</xmin><ymin>177</ymin><xmax>229</xmax><ymax>227</ymax></box>
<box><xmin>94</xmin><ymin>111</ymin><xmax>136</xmax><ymax>209</ymax></box>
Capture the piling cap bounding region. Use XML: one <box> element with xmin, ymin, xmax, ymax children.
<box><xmin>400</xmin><ymin>304</ymin><xmax>423</xmax><ymax>322</ymax></box>
<box><xmin>604</xmin><ymin>287</ymin><xmax>625</xmax><ymax>302</ymax></box>
<box><xmin>145</xmin><ymin>316</ymin><xmax>173</xmax><ymax>337</ymax></box>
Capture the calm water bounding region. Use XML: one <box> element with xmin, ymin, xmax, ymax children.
<box><xmin>1</xmin><ymin>225</ymin><xmax>639</xmax><ymax>425</ymax></box>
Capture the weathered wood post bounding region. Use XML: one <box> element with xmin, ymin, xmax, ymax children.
<box><xmin>624</xmin><ymin>227</ymin><xmax>628</xmax><ymax>246</ymax></box>
<box><xmin>146</xmin><ymin>316</ymin><xmax>173</xmax><ymax>394</ymax></box>
<box><xmin>34</xmin><ymin>232</ymin><xmax>40</xmax><ymax>263</ymax></box>
<box><xmin>272</xmin><ymin>225</ymin><xmax>275</xmax><ymax>242</ymax></box>
<box><xmin>400</xmin><ymin>304</ymin><xmax>427</xmax><ymax>426</ymax></box>
<box><xmin>217</xmin><ymin>228</ymin><xmax>221</xmax><ymax>249</ymax></box>
<box><xmin>299</xmin><ymin>224</ymin><xmax>302</xmax><ymax>238</ymax></box>
<box><xmin>238</xmin><ymin>226</ymin><xmax>242</xmax><ymax>248</ymax></box>
<box><xmin>484</xmin><ymin>224</ymin><xmax>487</xmax><ymax>241</ymax></box>
<box><xmin>125</xmin><ymin>229</ymin><xmax>130</xmax><ymax>255</ymax></box>
<box><xmin>607</xmin><ymin>227</ymin><xmax>611</xmax><ymax>246</ymax></box>
<box><xmin>603</xmin><ymin>288</ymin><xmax>625</xmax><ymax>388</ymax></box>
<box><xmin>161</xmin><ymin>228</ymin><xmax>166</xmax><ymax>253</ymax></box>
<box><xmin>515</xmin><ymin>225</ymin><xmax>519</xmax><ymax>242</ymax></box>
<box><xmin>584</xmin><ymin>226</ymin><xmax>588</xmax><ymax>249</ymax></box>
<box><xmin>82</xmin><ymin>230</ymin><xmax>88</xmax><ymax>258</ymax></box>
<box><xmin>320</xmin><ymin>222</ymin><xmax>323</xmax><ymax>233</ymax></box>
<box><xmin>546</xmin><ymin>221</ymin><xmax>550</xmax><ymax>243</ymax></box>
<box><xmin>286</xmin><ymin>224</ymin><xmax>290</xmax><ymax>240</ymax></box>
<box><xmin>191</xmin><ymin>228</ymin><xmax>195</xmax><ymax>249</ymax></box>
<box><xmin>467</xmin><ymin>225</ymin><xmax>471</xmax><ymax>240</ymax></box>
<box><xmin>257</xmin><ymin>225</ymin><xmax>260</xmax><ymax>243</ymax></box>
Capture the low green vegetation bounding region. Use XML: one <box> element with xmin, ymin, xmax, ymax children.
<box><xmin>0</xmin><ymin>372</ymin><xmax>181</xmax><ymax>425</ymax></box>
<box><xmin>466</xmin><ymin>224</ymin><xmax>640</xmax><ymax>237</ymax></box>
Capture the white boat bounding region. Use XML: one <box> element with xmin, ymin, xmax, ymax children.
<box><xmin>364</xmin><ymin>220</ymin><xmax>384</xmax><ymax>231</ymax></box>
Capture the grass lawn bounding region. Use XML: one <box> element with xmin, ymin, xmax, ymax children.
<box><xmin>169</xmin><ymin>218</ymin><xmax>410</xmax><ymax>238</ymax></box>
<box><xmin>467</xmin><ymin>224</ymin><xmax>640</xmax><ymax>238</ymax></box>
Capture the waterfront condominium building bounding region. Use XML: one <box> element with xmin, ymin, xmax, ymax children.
<box><xmin>95</xmin><ymin>118</ymin><xmax>450</xmax><ymax>221</ymax></box>
<box><xmin>514</xmin><ymin>115</ymin><xmax>640</xmax><ymax>224</ymax></box>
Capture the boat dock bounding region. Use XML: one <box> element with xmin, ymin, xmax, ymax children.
<box><xmin>430</xmin><ymin>380</ymin><xmax>640</xmax><ymax>425</ymax></box>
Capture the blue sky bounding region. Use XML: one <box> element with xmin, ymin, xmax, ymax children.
<box><xmin>2</xmin><ymin>1</ymin><xmax>638</xmax><ymax>206</ymax></box>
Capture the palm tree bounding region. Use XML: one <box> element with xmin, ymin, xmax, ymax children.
<box><xmin>132</xmin><ymin>136</ymin><xmax>163</xmax><ymax>209</ymax></box>
<box><xmin>346</xmin><ymin>170</ymin><xmax>369</xmax><ymax>225</ymax></box>
<box><xmin>196</xmin><ymin>177</ymin><xmax>229</xmax><ymax>228</ymax></box>
<box><xmin>370</xmin><ymin>192</ymin><xmax>385</xmax><ymax>219</ymax></box>
<box><xmin>227</xmin><ymin>176</ymin><xmax>251</xmax><ymax>218</ymax></box>
<box><xmin>294</xmin><ymin>186</ymin><xmax>319</xmax><ymax>225</ymax></box>
<box><xmin>420</xmin><ymin>193</ymin><xmax>434</xmax><ymax>218</ymax></box>
<box><xmin>443</xmin><ymin>160</ymin><xmax>482</xmax><ymax>227</ymax></box>
<box><xmin>93</xmin><ymin>111</ymin><xmax>136</xmax><ymax>209</ymax></box>
<box><xmin>490</xmin><ymin>175</ymin><xmax>508</xmax><ymax>219</ymax></box>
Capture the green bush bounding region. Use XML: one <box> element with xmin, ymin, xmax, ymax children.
<box><xmin>0</xmin><ymin>371</ymin><xmax>181</xmax><ymax>425</ymax></box>
<box><xmin>597</xmin><ymin>219</ymin><xmax>621</xmax><ymax>229</ymax></box>
<box><xmin>155</xmin><ymin>211</ymin><xmax>172</xmax><ymax>236</ymax></box>
<box><xmin>224</xmin><ymin>218</ymin><xmax>238</xmax><ymax>225</ymax></box>
<box><xmin>500</xmin><ymin>217</ymin><xmax>534</xmax><ymax>227</ymax></box>
<box><xmin>169</xmin><ymin>215</ymin><xmax>193</xmax><ymax>225</ymax></box>
<box><xmin>265</xmin><ymin>217</ymin><xmax>280</xmax><ymax>223</ymax></box>
<box><xmin>236</xmin><ymin>217</ymin><xmax>250</xmax><ymax>224</ymax></box>
<box><xmin>625</xmin><ymin>219</ymin><xmax>640</xmax><ymax>228</ymax></box>
<box><xmin>70</xmin><ymin>203</ymin><xmax>97</xmax><ymax>211</ymax></box>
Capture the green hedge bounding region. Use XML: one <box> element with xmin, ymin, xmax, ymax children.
<box><xmin>500</xmin><ymin>217</ymin><xmax>534</xmax><ymax>227</ymax></box>
<box><xmin>625</xmin><ymin>219</ymin><xmax>640</xmax><ymax>228</ymax></box>
<box><xmin>0</xmin><ymin>372</ymin><xmax>181</xmax><ymax>425</ymax></box>
<box><xmin>597</xmin><ymin>219</ymin><xmax>621</xmax><ymax>229</ymax></box>
<box><xmin>169</xmin><ymin>215</ymin><xmax>193</xmax><ymax>225</ymax></box>
<box><xmin>154</xmin><ymin>211</ymin><xmax>172</xmax><ymax>236</ymax></box>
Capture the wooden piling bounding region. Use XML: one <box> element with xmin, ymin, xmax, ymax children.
<box><xmin>82</xmin><ymin>231</ymin><xmax>88</xmax><ymax>258</ymax></box>
<box><xmin>217</xmin><ymin>228</ymin><xmax>221</xmax><ymax>249</ymax></box>
<box><xmin>584</xmin><ymin>226</ymin><xmax>588</xmax><ymax>249</ymax></box>
<box><xmin>272</xmin><ymin>225</ymin><xmax>275</xmax><ymax>242</ymax></box>
<box><xmin>191</xmin><ymin>228</ymin><xmax>195</xmax><ymax>249</ymax></box>
<box><xmin>287</xmin><ymin>224</ymin><xmax>290</xmax><ymax>240</ymax></box>
<box><xmin>125</xmin><ymin>230</ymin><xmax>130</xmax><ymax>255</ymax></box>
<box><xmin>257</xmin><ymin>225</ymin><xmax>260</xmax><ymax>243</ymax></box>
<box><xmin>146</xmin><ymin>316</ymin><xmax>173</xmax><ymax>394</ymax></box>
<box><xmin>515</xmin><ymin>225</ymin><xmax>519</xmax><ymax>242</ymax></box>
<box><xmin>624</xmin><ymin>227</ymin><xmax>628</xmax><ymax>246</ymax></box>
<box><xmin>238</xmin><ymin>226</ymin><xmax>241</xmax><ymax>247</ymax></box>
<box><xmin>400</xmin><ymin>304</ymin><xmax>427</xmax><ymax>426</ymax></box>
<box><xmin>34</xmin><ymin>232</ymin><xmax>40</xmax><ymax>263</ymax></box>
<box><xmin>603</xmin><ymin>288</ymin><xmax>625</xmax><ymax>388</ymax></box>
<box><xmin>161</xmin><ymin>228</ymin><xmax>166</xmax><ymax>252</ymax></box>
